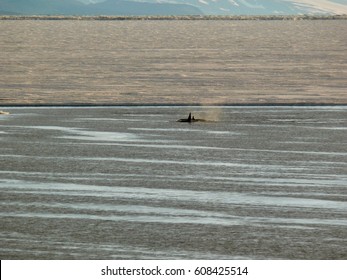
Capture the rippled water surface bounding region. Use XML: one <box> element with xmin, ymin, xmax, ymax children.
<box><xmin>0</xmin><ymin>20</ymin><xmax>347</xmax><ymax>104</ymax></box>
<box><xmin>0</xmin><ymin>106</ymin><xmax>346</xmax><ymax>259</ymax></box>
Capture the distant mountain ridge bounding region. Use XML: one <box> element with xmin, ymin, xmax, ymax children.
<box><xmin>175</xmin><ymin>0</ymin><xmax>347</xmax><ymax>15</ymax></box>
<box><xmin>1</xmin><ymin>0</ymin><xmax>347</xmax><ymax>15</ymax></box>
<box><xmin>140</xmin><ymin>0</ymin><xmax>347</xmax><ymax>15</ymax></box>
<box><xmin>90</xmin><ymin>0</ymin><xmax>202</xmax><ymax>15</ymax></box>
<box><xmin>0</xmin><ymin>0</ymin><xmax>202</xmax><ymax>15</ymax></box>
<box><xmin>0</xmin><ymin>0</ymin><xmax>86</xmax><ymax>15</ymax></box>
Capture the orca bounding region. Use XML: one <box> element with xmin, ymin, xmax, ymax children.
<box><xmin>177</xmin><ymin>112</ymin><xmax>206</xmax><ymax>123</ymax></box>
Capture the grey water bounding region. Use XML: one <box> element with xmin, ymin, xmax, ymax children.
<box><xmin>0</xmin><ymin>106</ymin><xmax>346</xmax><ymax>259</ymax></box>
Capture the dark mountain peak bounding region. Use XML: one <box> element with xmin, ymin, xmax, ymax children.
<box><xmin>0</xmin><ymin>0</ymin><xmax>202</xmax><ymax>15</ymax></box>
<box><xmin>91</xmin><ymin>0</ymin><xmax>202</xmax><ymax>15</ymax></box>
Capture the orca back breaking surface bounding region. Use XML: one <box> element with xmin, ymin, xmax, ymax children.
<box><xmin>177</xmin><ymin>112</ymin><xmax>207</xmax><ymax>123</ymax></box>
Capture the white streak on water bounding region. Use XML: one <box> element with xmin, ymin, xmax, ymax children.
<box><xmin>1</xmin><ymin>180</ymin><xmax>346</xmax><ymax>212</ymax></box>
<box><xmin>0</xmin><ymin>154</ymin><xmax>307</xmax><ymax>171</ymax></box>
<box><xmin>32</xmin><ymin>126</ymin><xmax>140</xmax><ymax>142</ymax></box>
<box><xmin>0</xmin><ymin>170</ymin><xmax>346</xmax><ymax>188</ymax></box>
<box><xmin>1</xmin><ymin>211</ymin><xmax>345</xmax><ymax>227</ymax></box>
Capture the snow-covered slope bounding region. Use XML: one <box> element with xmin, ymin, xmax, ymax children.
<box><xmin>140</xmin><ymin>0</ymin><xmax>347</xmax><ymax>15</ymax></box>
<box><xmin>287</xmin><ymin>0</ymin><xmax>347</xmax><ymax>14</ymax></box>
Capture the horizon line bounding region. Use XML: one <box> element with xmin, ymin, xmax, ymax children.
<box><xmin>1</xmin><ymin>15</ymin><xmax>347</xmax><ymax>20</ymax></box>
<box><xmin>1</xmin><ymin>102</ymin><xmax>347</xmax><ymax>107</ymax></box>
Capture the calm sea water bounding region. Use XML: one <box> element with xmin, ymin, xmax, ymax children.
<box><xmin>0</xmin><ymin>106</ymin><xmax>346</xmax><ymax>259</ymax></box>
<box><xmin>0</xmin><ymin>20</ymin><xmax>346</xmax><ymax>259</ymax></box>
<box><xmin>0</xmin><ymin>20</ymin><xmax>347</xmax><ymax>104</ymax></box>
